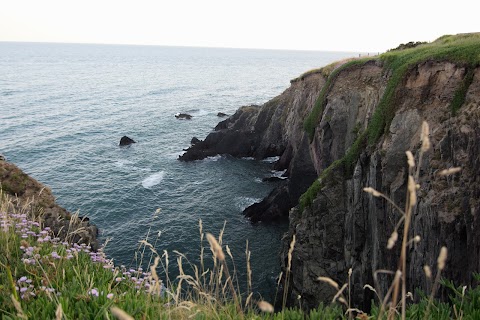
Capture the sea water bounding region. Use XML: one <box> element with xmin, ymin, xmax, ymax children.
<box><xmin>0</xmin><ymin>42</ymin><xmax>358</xmax><ymax>298</ymax></box>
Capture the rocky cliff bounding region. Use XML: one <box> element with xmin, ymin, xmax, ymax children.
<box><xmin>181</xmin><ymin>33</ymin><xmax>480</xmax><ymax>308</ymax></box>
<box><xmin>0</xmin><ymin>157</ymin><xmax>99</xmax><ymax>250</ymax></box>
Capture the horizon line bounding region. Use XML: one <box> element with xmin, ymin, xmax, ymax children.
<box><xmin>0</xmin><ymin>40</ymin><xmax>378</xmax><ymax>54</ymax></box>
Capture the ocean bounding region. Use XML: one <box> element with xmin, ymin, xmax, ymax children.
<box><xmin>0</xmin><ymin>42</ymin><xmax>358</xmax><ymax>298</ymax></box>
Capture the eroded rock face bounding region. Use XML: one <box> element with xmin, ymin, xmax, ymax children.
<box><xmin>180</xmin><ymin>73</ymin><xmax>325</xmax><ymax>221</ymax></box>
<box><xmin>0</xmin><ymin>159</ymin><xmax>99</xmax><ymax>250</ymax></box>
<box><xmin>179</xmin><ymin>59</ymin><xmax>479</xmax><ymax>309</ymax></box>
<box><xmin>281</xmin><ymin>63</ymin><xmax>480</xmax><ymax>310</ymax></box>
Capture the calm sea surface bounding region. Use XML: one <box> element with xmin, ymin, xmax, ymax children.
<box><xmin>0</xmin><ymin>42</ymin><xmax>358</xmax><ymax>298</ymax></box>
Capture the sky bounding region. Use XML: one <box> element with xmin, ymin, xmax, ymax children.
<box><xmin>0</xmin><ymin>0</ymin><xmax>477</xmax><ymax>52</ymax></box>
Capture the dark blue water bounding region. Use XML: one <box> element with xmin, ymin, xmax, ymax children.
<box><xmin>0</xmin><ymin>42</ymin><xmax>357</xmax><ymax>298</ymax></box>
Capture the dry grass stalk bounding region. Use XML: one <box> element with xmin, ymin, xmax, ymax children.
<box><xmin>110</xmin><ymin>306</ymin><xmax>134</xmax><ymax>320</ymax></box>
<box><xmin>438</xmin><ymin>167</ymin><xmax>462</xmax><ymax>176</ymax></box>
<box><xmin>206</xmin><ymin>233</ymin><xmax>225</xmax><ymax>261</ymax></box>
<box><xmin>424</xmin><ymin>247</ymin><xmax>448</xmax><ymax>319</ymax></box>
<box><xmin>11</xmin><ymin>294</ymin><xmax>27</xmax><ymax>320</ymax></box>
<box><xmin>55</xmin><ymin>303</ymin><xmax>63</xmax><ymax>320</ymax></box>
<box><xmin>317</xmin><ymin>276</ymin><xmax>339</xmax><ymax>290</ymax></box>
<box><xmin>245</xmin><ymin>240</ymin><xmax>252</xmax><ymax>308</ymax></box>
<box><xmin>206</xmin><ymin>232</ymin><xmax>242</xmax><ymax>315</ymax></box>
<box><xmin>282</xmin><ymin>234</ymin><xmax>296</xmax><ymax>310</ymax></box>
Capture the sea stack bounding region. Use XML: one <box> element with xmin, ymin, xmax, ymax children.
<box><xmin>119</xmin><ymin>136</ymin><xmax>136</xmax><ymax>146</ymax></box>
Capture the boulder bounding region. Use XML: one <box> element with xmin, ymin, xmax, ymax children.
<box><xmin>175</xmin><ymin>113</ymin><xmax>192</xmax><ymax>120</ymax></box>
<box><xmin>119</xmin><ymin>136</ymin><xmax>136</xmax><ymax>146</ymax></box>
<box><xmin>191</xmin><ymin>137</ymin><xmax>201</xmax><ymax>145</ymax></box>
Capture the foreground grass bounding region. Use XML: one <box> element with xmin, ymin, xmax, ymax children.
<box><xmin>1</xmin><ymin>188</ymin><xmax>480</xmax><ymax>319</ymax></box>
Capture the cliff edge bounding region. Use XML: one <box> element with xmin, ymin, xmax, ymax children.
<box><xmin>180</xmin><ymin>33</ymin><xmax>480</xmax><ymax>308</ymax></box>
<box><xmin>0</xmin><ymin>157</ymin><xmax>99</xmax><ymax>250</ymax></box>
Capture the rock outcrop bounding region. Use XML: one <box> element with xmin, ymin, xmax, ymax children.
<box><xmin>175</xmin><ymin>113</ymin><xmax>192</xmax><ymax>120</ymax></box>
<box><xmin>280</xmin><ymin>62</ymin><xmax>480</xmax><ymax>310</ymax></box>
<box><xmin>181</xmin><ymin>72</ymin><xmax>326</xmax><ymax>221</ymax></box>
<box><xmin>119</xmin><ymin>136</ymin><xmax>136</xmax><ymax>146</ymax></box>
<box><xmin>180</xmin><ymin>34</ymin><xmax>480</xmax><ymax>308</ymax></box>
<box><xmin>0</xmin><ymin>158</ymin><xmax>99</xmax><ymax>250</ymax></box>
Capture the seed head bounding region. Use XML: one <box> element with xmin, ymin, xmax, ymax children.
<box><xmin>363</xmin><ymin>187</ymin><xmax>381</xmax><ymax>197</ymax></box>
<box><xmin>421</xmin><ymin>121</ymin><xmax>431</xmax><ymax>152</ymax></box>
<box><xmin>437</xmin><ymin>246</ymin><xmax>448</xmax><ymax>270</ymax></box>
<box><xmin>387</xmin><ymin>231</ymin><xmax>398</xmax><ymax>249</ymax></box>
<box><xmin>406</xmin><ymin>151</ymin><xmax>415</xmax><ymax>168</ymax></box>
<box><xmin>438</xmin><ymin>167</ymin><xmax>462</xmax><ymax>176</ymax></box>
<box><xmin>257</xmin><ymin>301</ymin><xmax>274</xmax><ymax>313</ymax></box>
<box><xmin>423</xmin><ymin>265</ymin><xmax>432</xmax><ymax>278</ymax></box>
<box><xmin>206</xmin><ymin>233</ymin><xmax>225</xmax><ymax>261</ymax></box>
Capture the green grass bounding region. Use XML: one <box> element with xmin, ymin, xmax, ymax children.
<box><xmin>2</xmin><ymin>186</ymin><xmax>480</xmax><ymax>318</ymax></box>
<box><xmin>304</xmin><ymin>58</ymin><xmax>373</xmax><ymax>142</ymax></box>
<box><xmin>369</xmin><ymin>32</ymin><xmax>480</xmax><ymax>144</ymax></box>
<box><xmin>300</xmin><ymin>33</ymin><xmax>480</xmax><ymax>209</ymax></box>
<box><xmin>450</xmin><ymin>67</ymin><xmax>475</xmax><ymax>115</ymax></box>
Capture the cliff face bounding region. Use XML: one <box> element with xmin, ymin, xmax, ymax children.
<box><xmin>181</xmin><ymin>35</ymin><xmax>480</xmax><ymax>308</ymax></box>
<box><xmin>282</xmin><ymin>61</ymin><xmax>480</xmax><ymax>309</ymax></box>
<box><xmin>181</xmin><ymin>71</ymin><xmax>326</xmax><ymax>222</ymax></box>
<box><xmin>0</xmin><ymin>158</ymin><xmax>99</xmax><ymax>250</ymax></box>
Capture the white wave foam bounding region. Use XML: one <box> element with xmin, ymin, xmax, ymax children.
<box><xmin>235</xmin><ymin>196</ymin><xmax>262</xmax><ymax>211</ymax></box>
<box><xmin>142</xmin><ymin>171</ymin><xmax>165</xmax><ymax>189</ymax></box>
<box><xmin>262</xmin><ymin>156</ymin><xmax>280</xmax><ymax>163</ymax></box>
<box><xmin>114</xmin><ymin>160</ymin><xmax>151</xmax><ymax>172</ymax></box>
<box><xmin>242</xmin><ymin>157</ymin><xmax>255</xmax><ymax>160</ymax></box>
<box><xmin>114</xmin><ymin>160</ymin><xmax>133</xmax><ymax>168</ymax></box>
<box><xmin>271</xmin><ymin>169</ymin><xmax>287</xmax><ymax>178</ymax></box>
<box><xmin>204</xmin><ymin>155</ymin><xmax>223</xmax><ymax>162</ymax></box>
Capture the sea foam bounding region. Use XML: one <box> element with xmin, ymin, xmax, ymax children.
<box><xmin>142</xmin><ymin>171</ymin><xmax>165</xmax><ymax>189</ymax></box>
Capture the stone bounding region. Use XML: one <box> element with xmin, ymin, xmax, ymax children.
<box><xmin>175</xmin><ymin>113</ymin><xmax>192</xmax><ymax>120</ymax></box>
<box><xmin>217</xmin><ymin>112</ymin><xmax>228</xmax><ymax>117</ymax></box>
<box><xmin>191</xmin><ymin>137</ymin><xmax>201</xmax><ymax>145</ymax></box>
<box><xmin>119</xmin><ymin>136</ymin><xmax>136</xmax><ymax>146</ymax></box>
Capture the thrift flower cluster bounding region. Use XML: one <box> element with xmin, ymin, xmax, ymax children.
<box><xmin>1</xmin><ymin>210</ymin><xmax>167</xmax><ymax>302</ymax></box>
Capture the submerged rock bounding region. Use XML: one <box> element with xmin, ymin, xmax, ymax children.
<box><xmin>119</xmin><ymin>136</ymin><xmax>136</xmax><ymax>146</ymax></box>
<box><xmin>217</xmin><ymin>112</ymin><xmax>228</xmax><ymax>117</ymax></box>
<box><xmin>175</xmin><ymin>113</ymin><xmax>192</xmax><ymax>120</ymax></box>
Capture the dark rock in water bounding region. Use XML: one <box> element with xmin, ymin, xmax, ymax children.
<box><xmin>191</xmin><ymin>137</ymin><xmax>201</xmax><ymax>145</ymax></box>
<box><xmin>217</xmin><ymin>112</ymin><xmax>228</xmax><ymax>117</ymax></box>
<box><xmin>262</xmin><ymin>176</ymin><xmax>287</xmax><ymax>182</ymax></box>
<box><xmin>119</xmin><ymin>136</ymin><xmax>136</xmax><ymax>146</ymax></box>
<box><xmin>175</xmin><ymin>113</ymin><xmax>192</xmax><ymax>120</ymax></box>
<box><xmin>244</xmin><ymin>184</ymin><xmax>291</xmax><ymax>223</ymax></box>
<box><xmin>0</xmin><ymin>154</ymin><xmax>5</xmax><ymax>161</ymax></box>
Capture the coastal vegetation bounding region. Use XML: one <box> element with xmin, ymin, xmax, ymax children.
<box><xmin>2</xmin><ymin>181</ymin><xmax>480</xmax><ymax>319</ymax></box>
<box><xmin>300</xmin><ymin>32</ymin><xmax>480</xmax><ymax>210</ymax></box>
<box><xmin>1</xmin><ymin>33</ymin><xmax>479</xmax><ymax>319</ymax></box>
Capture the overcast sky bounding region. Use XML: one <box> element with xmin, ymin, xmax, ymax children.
<box><xmin>0</xmin><ymin>0</ymin><xmax>477</xmax><ymax>52</ymax></box>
